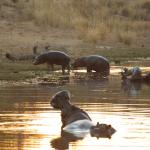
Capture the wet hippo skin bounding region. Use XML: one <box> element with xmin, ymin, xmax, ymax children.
<box><xmin>72</xmin><ymin>55</ymin><xmax>110</xmax><ymax>77</ymax></box>
<box><xmin>50</xmin><ymin>90</ymin><xmax>91</xmax><ymax>128</ymax></box>
<box><xmin>50</xmin><ymin>90</ymin><xmax>116</xmax><ymax>138</ymax></box>
<box><xmin>33</xmin><ymin>51</ymin><xmax>70</xmax><ymax>74</ymax></box>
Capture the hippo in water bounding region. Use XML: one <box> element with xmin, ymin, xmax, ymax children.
<box><xmin>51</xmin><ymin>122</ymin><xmax>114</xmax><ymax>150</ymax></box>
<box><xmin>50</xmin><ymin>90</ymin><xmax>116</xmax><ymax>138</ymax></box>
<box><xmin>121</xmin><ymin>67</ymin><xmax>150</xmax><ymax>82</ymax></box>
<box><xmin>72</xmin><ymin>55</ymin><xmax>110</xmax><ymax>77</ymax></box>
<box><xmin>121</xmin><ymin>67</ymin><xmax>142</xmax><ymax>80</ymax></box>
<box><xmin>33</xmin><ymin>51</ymin><xmax>70</xmax><ymax>74</ymax></box>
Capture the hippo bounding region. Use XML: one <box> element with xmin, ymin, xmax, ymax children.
<box><xmin>72</xmin><ymin>55</ymin><xmax>110</xmax><ymax>77</ymax></box>
<box><xmin>33</xmin><ymin>51</ymin><xmax>70</xmax><ymax>74</ymax></box>
<box><xmin>121</xmin><ymin>67</ymin><xmax>150</xmax><ymax>82</ymax></box>
<box><xmin>121</xmin><ymin>67</ymin><xmax>142</xmax><ymax>80</ymax></box>
<box><xmin>50</xmin><ymin>90</ymin><xmax>116</xmax><ymax>138</ymax></box>
<box><xmin>51</xmin><ymin>123</ymin><xmax>115</xmax><ymax>150</ymax></box>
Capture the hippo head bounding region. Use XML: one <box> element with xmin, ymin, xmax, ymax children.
<box><xmin>121</xmin><ymin>71</ymin><xmax>127</xmax><ymax>80</ymax></box>
<box><xmin>120</xmin><ymin>68</ymin><xmax>129</xmax><ymax>80</ymax></box>
<box><xmin>71</xmin><ymin>57</ymin><xmax>87</xmax><ymax>69</ymax></box>
<box><xmin>50</xmin><ymin>90</ymin><xmax>71</xmax><ymax>110</ymax></box>
<box><xmin>33</xmin><ymin>54</ymin><xmax>46</xmax><ymax>65</ymax></box>
<box><xmin>123</xmin><ymin>67</ymin><xmax>128</xmax><ymax>73</ymax></box>
<box><xmin>90</xmin><ymin>122</ymin><xmax>116</xmax><ymax>139</ymax></box>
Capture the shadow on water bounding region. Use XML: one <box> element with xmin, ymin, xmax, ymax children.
<box><xmin>51</xmin><ymin>131</ymin><xmax>84</xmax><ymax>150</ymax></box>
<box><xmin>0</xmin><ymin>71</ymin><xmax>150</xmax><ymax>149</ymax></box>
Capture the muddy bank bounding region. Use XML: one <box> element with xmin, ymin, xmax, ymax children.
<box><xmin>0</xmin><ymin>71</ymin><xmax>109</xmax><ymax>87</ymax></box>
<box><xmin>1</xmin><ymin>66</ymin><xmax>150</xmax><ymax>87</ymax></box>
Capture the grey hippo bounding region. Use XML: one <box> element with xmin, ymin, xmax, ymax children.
<box><xmin>50</xmin><ymin>90</ymin><xmax>116</xmax><ymax>138</ymax></box>
<box><xmin>121</xmin><ymin>67</ymin><xmax>150</xmax><ymax>82</ymax></box>
<box><xmin>33</xmin><ymin>51</ymin><xmax>70</xmax><ymax>74</ymax></box>
<box><xmin>72</xmin><ymin>55</ymin><xmax>110</xmax><ymax>77</ymax></box>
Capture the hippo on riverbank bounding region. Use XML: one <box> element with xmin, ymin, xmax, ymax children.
<box><xmin>72</xmin><ymin>55</ymin><xmax>110</xmax><ymax>77</ymax></box>
<box><xmin>50</xmin><ymin>90</ymin><xmax>116</xmax><ymax>138</ymax></box>
<box><xmin>33</xmin><ymin>51</ymin><xmax>70</xmax><ymax>74</ymax></box>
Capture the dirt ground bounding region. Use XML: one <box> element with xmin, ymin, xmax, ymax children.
<box><xmin>0</xmin><ymin>19</ymin><xmax>150</xmax><ymax>61</ymax></box>
<box><xmin>0</xmin><ymin>0</ymin><xmax>150</xmax><ymax>61</ymax></box>
<box><xmin>0</xmin><ymin>19</ymin><xmax>82</xmax><ymax>56</ymax></box>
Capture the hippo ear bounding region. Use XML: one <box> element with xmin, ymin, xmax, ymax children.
<box><xmin>108</xmin><ymin>125</ymin><xmax>111</xmax><ymax>128</ymax></box>
<box><xmin>63</xmin><ymin>90</ymin><xmax>71</xmax><ymax>100</ymax></box>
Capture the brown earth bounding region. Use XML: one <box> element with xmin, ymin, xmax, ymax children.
<box><xmin>0</xmin><ymin>0</ymin><xmax>150</xmax><ymax>85</ymax></box>
<box><xmin>0</xmin><ymin>0</ymin><xmax>150</xmax><ymax>61</ymax></box>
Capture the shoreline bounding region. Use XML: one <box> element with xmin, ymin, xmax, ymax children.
<box><xmin>1</xmin><ymin>66</ymin><xmax>150</xmax><ymax>87</ymax></box>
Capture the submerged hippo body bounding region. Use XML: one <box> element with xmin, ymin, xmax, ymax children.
<box><xmin>50</xmin><ymin>90</ymin><xmax>116</xmax><ymax>138</ymax></box>
<box><xmin>72</xmin><ymin>55</ymin><xmax>110</xmax><ymax>77</ymax></box>
<box><xmin>121</xmin><ymin>67</ymin><xmax>150</xmax><ymax>82</ymax></box>
<box><xmin>33</xmin><ymin>51</ymin><xmax>70</xmax><ymax>74</ymax></box>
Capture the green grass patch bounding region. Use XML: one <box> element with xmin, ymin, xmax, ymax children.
<box><xmin>0</xmin><ymin>47</ymin><xmax>150</xmax><ymax>81</ymax></box>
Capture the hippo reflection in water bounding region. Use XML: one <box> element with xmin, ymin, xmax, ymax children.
<box><xmin>72</xmin><ymin>55</ymin><xmax>110</xmax><ymax>77</ymax></box>
<box><xmin>50</xmin><ymin>90</ymin><xmax>116</xmax><ymax>142</ymax></box>
<box><xmin>33</xmin><ymin>51</ymin><xmax>70</xmax><ymax>74</ymax></box>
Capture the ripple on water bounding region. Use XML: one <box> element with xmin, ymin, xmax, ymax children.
<box><xmin>0</xmin><ymin>75</ymin><xmax>150</xmax><ymax>149</ymax></box>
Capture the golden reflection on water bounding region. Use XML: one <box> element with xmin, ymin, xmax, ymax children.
<box><xmin>0</xmin><ymin>72</ymin><xmax>150</xmax><ymax>150</ymax></box>
<box><xmin>0</xmin><ymin>102</ymin><xmax>150</xmax><ymax>150</ymax></box>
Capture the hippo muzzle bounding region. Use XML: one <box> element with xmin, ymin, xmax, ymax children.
<box><xmin>50</xmin><ymin>96</ymin><xmax>62</xmax><ymax>109</ymax></box>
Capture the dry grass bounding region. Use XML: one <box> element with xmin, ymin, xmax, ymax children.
<box><xmin>117</xmin><ymin>31</ymin><xmax>136</xmax><ymax>45</ymax></box>
<box><xmin>1</xmin><ymin>0</ymin><xmax>150</xmax><ymax>45</ymax></box>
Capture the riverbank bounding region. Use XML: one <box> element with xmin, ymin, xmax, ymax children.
<box><xmin>1</xmin><ymin>60</ymin><xmax>150</xmax><ymax>87</ymax></box>
<box><xmin>0</xmin><ymin>0</ymin><xmax>150</xmax><ymax>83</ymax></box>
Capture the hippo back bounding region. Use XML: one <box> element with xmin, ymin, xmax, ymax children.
<box><xmin>86</xmin><ymin>55</ymin><xmax>110</xmax><ymax>75</ymax></box>
<box><xmin>65</xmin><ymin>111</ymin><xmax>92</xmax><ymax>125</ymax></box>
<box><xmin>45</xmin><ymin>51</ymin><xmax>70</xmax><ymax>64</ymax></box>
<box><xmin>72</xmin><ymin>57</ymin><xmax>87</xmax><ymax>68</ymax></box>
<box><xmin>34</xmin><ymin>51</ymin><xmax>70</xmax><ymax>65</ymax></box>
<box><xmin>86</xmin><ymin>55</ymin><xmax>108</xmax><ymax>62</ymax></box>
<box><xmin>61</xmin><ymin>105</ymin><xmax>91</xmax><ymax>127</ymax></box>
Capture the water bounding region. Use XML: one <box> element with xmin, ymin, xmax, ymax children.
<box><xmin>0</xmin><ymin>74</ymin><xmax>150</xmax><ymax>150</ymax></box>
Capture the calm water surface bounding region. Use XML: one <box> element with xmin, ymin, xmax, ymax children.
<box><xmin>0</xmin><ymin>74</ymin><xmax>150</xmax><ymax>150</ymax></box>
